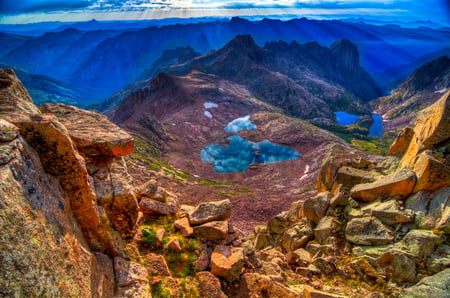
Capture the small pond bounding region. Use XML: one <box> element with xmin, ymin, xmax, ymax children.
<box><xmin>201</xmin><ymin>116</ymin><xmax>300</xmax><ymax>173</ymax></box>
<box><xmin>334</xmin><ymin>111</ymin><xmax>384</xmax><ymax>138</ymax></box>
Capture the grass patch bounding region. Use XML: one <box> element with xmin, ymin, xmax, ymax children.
<box><xmin>350</xmin><ymin>138</ymin><xmax>390</xmax><ymax>155</ymax></box>
<box><xmin>198</xmin><ymin>179</ymin><xmax>230</xmax><ymax>186</ymax></box>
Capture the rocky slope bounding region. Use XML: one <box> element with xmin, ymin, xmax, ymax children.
<box><xmin>373</xmin><ymin>56</ymin><xmax>450</xmax><ymax>132</ymax></box>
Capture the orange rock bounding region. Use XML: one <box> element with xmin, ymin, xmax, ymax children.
<box><xmin>195</xmin><ymin>271</ymin><xmax>227</xmax><ymax>298</ymax></box>
<box><xmin>413</xmin><ymin>151</ymin><xmax>450</xmax><ymax>193</ymax></box>
<box><xmin>210</xmin><ymin>245</ymin><xmax>245</xmax><ymax>282</ymax></box>
<box><xmin>317</xmin><ymin>149</ymin><xmax>353</xmax><ymax>192</ymax></box>
<box><xmin>400</xmin><ymin>134</ymin><xmax>424</xmax><ymax>168</ymax></box>
<box><xmin>193</xmin><ymin>220</ymin><xmax>229</xmax><ymax>242</ymax></box>
<box><xmin>303</xmin><ymin>288</ymin><xmax>345</xmax><ymax>298</ymax></box>
<box><xmin>174</xmin><ymin>217</ymin><xmax>193</xmax><ymax>237</ymax></box>
<box><xmin>388</xmin><ymin>127</ymin><xmax>414</xmax><ymax>155</ymax></box>
<box><xmin>350</xmin><ymin>168</ymin><xmax>416</xmax><ymax>203</ymax></box>
<box><xmin>39</xmin><ymin>103</ymin><xmax>134</xmax><ymax>157</ymax></box>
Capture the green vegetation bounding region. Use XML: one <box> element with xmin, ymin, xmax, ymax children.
<box><xmin>198</xmin><ymin>179</ymin><xmax>230</xmax><ymax>186</ymax></box>
<box><xmin>350</xmin><ymin>137</ymin><xmax>390</xmax><ymax>155</ymax></box>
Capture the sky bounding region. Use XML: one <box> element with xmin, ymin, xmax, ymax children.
<box><xmin>0</xmin><ymin>0</ymin><xmax>449</xmax><ymax>25</ymax></box>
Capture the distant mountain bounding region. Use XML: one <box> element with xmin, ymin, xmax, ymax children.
<box><xmin>156</xmin><ymin>35</ymin><xmax>378</xmax><ymax>119</ymax></box>
<box><xmin>2</xmin><ymin>17</ymin><xmax>449</xmax><ymax>103</ymax></box>
<box><xmin>0</xmin><ymin>32</ymin><xmax>31</xmax><ymax>57</ymax></box>
<box><xmin>373</xmin><ymin>56</ymin><xmax>450</xmax><ymax>131</ymax></box>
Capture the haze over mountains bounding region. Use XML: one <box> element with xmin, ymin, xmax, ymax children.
<box><xmin>1</xmin><ymin>17</ymin><xmax>449</xmax><ymax>106</ymax></box>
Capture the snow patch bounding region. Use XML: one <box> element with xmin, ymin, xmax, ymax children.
<box><xmin>304</xmin><ymin>165</ymin><xmax>310</xmax><ymax>174</ymax></box>
<box><xmin>224</xmin><ymin>115</ymin><xmax>256</xmax><ymax>133</ymax></box>
<box><xmin>204</xmin><ymin>111</ymin><xmax>213</xmax><ymax>118</ymax></box>
<box><xmin>435</xmin><ymin>88</ymin><xmax>448</xmax><ymax>94</ymax></box>
<box><xmin>204</xmin><ymin>102</ymin><xmax>218</xmax><ymax>109</ymax></box>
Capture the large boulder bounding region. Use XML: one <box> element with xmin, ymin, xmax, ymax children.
<box><xmin>345</xmin><ymin>216</ymin><xmax>394</xmax><ymax>245</ymax></box>
<box><xmin>188</xmin><ymin>199</ymin><xmax>231</xmax><ymax>225</ymax></box>
<box><xmin>361</xmin><ymin>199</ymin><xmax>413</xmax><ymax>225</ymax></box>
<box><xmin>114</xmin><ymin>257</ymin><xmax>150</xmax><ymax>298</ymax></box>
<box><xmin>317</xmin><ymin>148</ymin><xmax>353</xmax><ymax>192</ymax></box>
<box><xmin>210</xmin><ymin>245</ymin><xmax>245</xmax><ymax>282</ymax></box>
<box><xmin>281</xmin><ymin>221</ymin><xmax>313</xmax><ymax>252</ymax></box>
<box><xmin>400</xmin><ymin>268</ymin><xmax>450</xmax><ymax>298</ymax></box>
<box><xmin>350</xmin><ymin>168</ymin><xmax>416</xmax><ymax>203</ymax></box>
<box><xmin>314</xmin><ymin>216</ymin><xmax>341</xmax><ymax>244</ymax></box>
<box><xmin>413</xmin><ymin>150</ymin><xmax>450</xmax><ymax>193</ymax></box>
<box><xmin>332</xmin><ymin>166</ymin><xmax>370</xmax><ymax>191</ymax></box>
<box><xmin>195</xmin><ymin>271</ymin><xmax>227</xmax><ymax>298</ymax></box>
<box><xmin>225</xmin><ymin>273</ymin><xmax>301</xmax><ymax>297</ymax></box>
<box><xmin>139</xmin><ymin>198</ymin><xmax>178</xmax><ymax>216</ymax></box>
<box><xmin>388</xmin><ymin>127</ymin><xmax>414</xmax><ymax>156</ymax></box>
<box><xmin>144</xmin><ymin>253</ymin><xmax>171</xmax><ymax>278</ymax></box>
<box><xmin>303</xmin><ymin>192</ymin><xmax>332</xmax><ymax>223</ymax></box>
<box><xmin>400</xmin><ymin>229</ymin><xmax>444</xmax><ymax>257</ymax></box>
<box><xmin>376</xmin><ymin>250</ymin><xmax>416</xmax><ymax>284</ymax></box>
<box><xmin>193</xmin><ymin>220</ymin><xmax>229</xmax><ymax>242</ymax></box>
<box><xmin>39</xmin><ymin>103</ymin><xmax>134</xmax><ymax>157</ymax></box>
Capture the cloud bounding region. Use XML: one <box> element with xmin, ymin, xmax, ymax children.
<box><xmin>0</xmin><ymin>0</ymin><xmax>91</xmax><ymax>13</ymax></box>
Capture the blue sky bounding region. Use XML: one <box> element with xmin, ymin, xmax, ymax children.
<box><xmin>0</xmin><ymin>0</ymin><xmax>449</xmax><ymax>25</ymax></box>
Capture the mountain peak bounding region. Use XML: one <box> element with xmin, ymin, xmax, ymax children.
<box><xmin>330</xmin><ymin>38</ymin><xmax>359</xmax><ymax>70</ymax></box>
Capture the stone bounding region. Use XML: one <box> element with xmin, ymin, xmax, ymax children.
<box><xmin>311</xmin><ymin>257</ymin><xmax>336</xmax><ymax>275</ymax></box>
<box><xmin>303</xmin><ymin>287</ymin><xmax>344</xmax><ymax>298</ymax></box>
<box><xmin>317</xmin><ymin>148</ymin><xmax>353</xmax><ymax>192</ymax></box>
<box><xmin>287</xmin><ymin>200</ymin><xmax>304</xmax><ymax>220</ymax></box>
<box><xmin>405</xmin><ymin>191</ymin><xmax>429</xmax><ymax>214</ymax></box>
<box><xmin>281</xmin><ymin>221</ymin><xmax>313</xmax><ymax>252</ymax></box>
<box><xmin>114</xmin><ymin>283</ymin><xmax>150</xmax><ymax>298</ymax></box>
<box><xmin>225</xmin><ymin>273</ymin><xmax>301</xmax><ymax>297</ymax></box>
<box><xmin>156</xmin><ymin>229</ymin><xmax>165</xmax><ymax>244</ymax></box>
<box><xmin>257</xmin><ymin>249</ymin><xmax>286</xmax><ymax>262</ymax></box>
<box><xmin>174</xmin><ymin>217</ymin><xmax>193</xmax><ymax>237</ymax></box>
<box><xmin>210</xmin><ymin>245</ymin><xmax>245</xmax><ymax>282</ymax></box>
<box><xmin>350</xmin><ymin>168</ymin><xmax>416</xmax><ymax>203</ymax></box>
<box><xmin>195</xmin><ymin>248</ymin><xmax>210</xmax><ymax>271</ymax></box>
<box><xmin>303</xmin><ymin>192</ymin><xmax>333</xmax><ymax>223</ymax></box>
<box><xmin>362</xmin><ymin>199</ymin><xmax>413</xmax><ymax>225</ymax></box>
<box><xmin>293</xmin><ymin>248</ymin><xmax>313</xmax><ymax>267</ymax></box>
<box><xmin>332</xmin><ymin>166</ymin><xmax>370</xmax><ymax>191</ymax></box>
<box><xmin>139</xmin><ymin>198</ymin><xmax>178</xmax><ymax>216</ymax></box>
<box><xmin>400</xmin><ymin>229</ymin><xmax>444</xmax><ymax>257</ymax></box>
<box><xmin>114</xmin><ymin>257</ymin><xmax>149</xmax><ymax>286</ymax></box>
<box><xmin>39</xmin><ymin>103</ymin><xmax>134</xmax><ymax>157</ymax></box>
<box><xmin>167</xmin><ymin>238</ymin><xmax>182</xmax><ymax>252</ymax></box>
<box><xmin>254</xmin><ymin>233</ymin><xmax>270</xmax><ymax>250</ymax></box>
<box><xmin>400</xmin><ymin>268</ymin><xmax>450</xmax><ymax>298</ymax></box>
<box><xmin>422</xmin><ymin>187</ymin><xmax>450</xmax><ymax>233</ymax></box>
<box><xmin>0</xmin><ymin>119</ymin><xmax>19</xmax><ymax>142</ymax></box>
<box><xmin>193</xmin><ymin>220</ymin><xmax>229</xmax><ymax>242</ymax></box>
<box><xmin>188</xmin><ymin>199</ymin><xmax>231</xmax><ymax>225</ymax></box>
<box><xmin>330</xmin><ymin>191</ymin><xmax>348</xmax><ymax>208</ymax></box>
<box><xmin>388</xmin><ymin>127</ymin><xmax>415</xmax><ymax>156</ymax></box>
<box><xmin>94</xmin><ymin>253</ymin><xmax>115</xmax><ymax>298</ymax></box>
<box><xmin>314</xmin><ymin>216</ymin><xmax>341</xmax><ymax>244</ymax></box>
<box><xmin>345</xmin><ymin>217</ymin><xmax>394</xmax><ymax>245</ymax></box>
<box><xmin>413</xmin><ymin>151</ymin><xmax>450</xmax><ymax>193</ymax></box>
<box><xmin>136</xmin><ymin>179</ymin><xmax>159</xmax><ymax>201</ymax></box>
<box><xmin>376</xmin><ymin>250</ymin><xmax>416</xmax><ymax>283</ymax></box>
<box><xmin>413</xmin><ymin>90</ymin><xmax>450</xmax><ymax>147</ymax></box>
<box><xmin>195</xmin><ymin>271</ymin><xmax>227</xmax><ymax>298</ymax></box>
<box><xmin>267</xmin><ymin>212</ymin><xmax>290</xmax><ymax>235</ymax></box>
<box><xmin>145</xmin><ymin>253</ymin><xmax>171</xmax><ymax>277</ymax></box>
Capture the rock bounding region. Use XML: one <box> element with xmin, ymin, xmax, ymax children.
<box><xmin>351</xmin><ymin>168</ymin><xmax>416</xmax><ymax>203</ymax></box>
<box><xmin>188</xmin><ymin>199</ymin><xmax>231</xmax><ymax>225</ymax></box>
<box><xmin>210</xmin><ymin>245</ymin><xmax>245</xmax><ymax>282</ymax></box>
<box><xmin>317</xmin><ymin>149</ymin><xmax>353</xmax><ymax>192</ymax></box>
<box><xmin>144</xmin><ymin>253</ymin><xmax>171</xmax><ymax>277</ymax></box>
<box><xmin>114</xmin><ymin>257</ymin><xmax>149</xmax><ymax>287</ymax></box>
<box><xmin>167</xmin><ymin>238</ymin><xmax>182</xmax><ymax>252</ymax></box>
<box><xmin>0</xmin><ymin>119</ymin><xmax>19</xmax><ymax>142</ymax></box>
<box><xmin>293</xmin><ymin>248</ymin><xmax>313</xmax><ymax>267</ymax></box>
<box><xmin>287</xmin><ymin>200</ymin><xmax>304</xmax><ymax>220</ymax></box>
<box><xmin>376</xmin><ymin>250</ymin><xmax>416</xmax><ymax>283</ymax></box>
<box><xmin>257</xmin><ymin>248</ymin><xmax>285</xmax><ymax>262</ymax></box>
<box><xmin>400</xmin><ymin>229</ymin><xmax>444</xmax><ymax>257</ymax></box>
<box><xmin>333</xmin><ymin>166</ymin><xmax>370</xmax><ymax>191</ymax></box>
<box><xmin>413</xmin><ymin>90</ymin><xmax>450</xmax><ymax>147</ymax></box>
<box><xmin>314</xmin><ymin>216</ymin><xmax>341</xmax><ymax>245</ymax></box>
<box><xmin>156</xmin><ymin>229</ymin><xmax>165</xmax><ymax>244</ymax></box>
<box><xmin>311</xmin><ymin>257</ymin><xmax>336</xmax><ymax>275</ymax></box>
<box><xmin>267</xmin><ymin>212</ymin><xmax>290</xmax><ymax>235</ymax></box>
<box><xmin>330</xmin><ymin>191</ymin><xmax>348</xmax><ymax>208</ymax></box>
<box><xmin>193</xmin><ymin>220</ymin><xmax>229</xmax><ymax>242</ymax></box>
<box><xmin>303</xmin><ymin>288</ymin><xmax>345</xmax><ymax>298</ymax></box>
<box><xmin>39</xmin><ymin>103</ymin><xmax>134</xmax><ymax>157</ymax></box>
<box><xmin>254</xmin><ymin>233</ymin><xmax>271</xmax><ymax>250</ymax></box>
<box><xmin>388</xmin><ymin>127</ymin><xmax>414</xmax><ymax>156</ymax></box>
<box><xmin>345</xmin><ymin>217</ymin><xmax>394</xmax><ymax>245</ymax></box>
<box><xmin>195</xmin><ymin>247</ymin><xmax>210</xmax><ymax>271</ymax></box>
<box><xmin>413</xmin><ymin>151</ymin><xmax>450</xmax><ymax>193</ymax></box>
<box><xmin>94</xmin><ymin>253</ymin><xmax>115</xmax><ymax>298</ymax></box>
<box><xmin>225</xmin><ymin>273</ymin><xmax>301</xmax><ymax>297</ymax></box>
<box><xmin>362</xmin><ymin>199</ymin><xmax>413</xmax><ymax>225</ymax></box>
<box><xmin>136</xmin><ymin>179</ymin><xmax>170</xmax><ymax>203</ymax></box>
<box><xmin>303</xmin><ymin>192</ymin><xmax>333</xmax><ymax>223</ymax></box>
<box><xmin>257</xmin><ymin>261</ymin><xmax>283</xmax><ymax>277</ymax></box>
<box><xmin>174</xmin><ymin>217</ymin><xmax>193</xmax><ymax>237</ymax></box>
<box><xmin>405</xmin><ymin>191</ymin><xmax>429</xmax><ymax>214</ymax></box>
<box><xmin>400</xmin><ymin>268</ymin><xmax>450</xmax><ymax>297</ymax></box>
<box><xmin>139</xmin><ymin>198</ymin><xmax>178</xmax><ymax>216</ymax></box>
<box><xmin>281</xmin><ymin>221</ymin><xmax>313</xmax><ymax>252</ymax></box>
<box><xmin>195</xmin><ymin>271</ymin><xmax>227</xmax><ymax>298</ymax></box>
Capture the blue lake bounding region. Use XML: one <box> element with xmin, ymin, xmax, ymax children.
<box><xmin>201</xmin><ymin>116</ymin><xmax>300</xmax><ymax>173</ymax></box>
<box><xmin>334</xmin><ymin>112</ymin><xmax>384</xmax><ymax>138</ymax></box>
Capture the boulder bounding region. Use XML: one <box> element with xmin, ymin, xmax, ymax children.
<box><xmin>400</xmin><ymin>268</ymin><xmax>450</xmax><ymax>297</ymax></box>
<box><xmin>314</xmin><ymin>216</ymin><xmax>341</xmax><ymax>244</ymax></box>
<box><xmin>362</xmin><ymin>199</ymin><xmax>413</xmax><ymax>225</ymax></box>
<box><xmin>292</xmin><ymin>248</ymin><xmax>313</xmax><ymax>267</ymax></box>
<box><xmin>94</xmin><ymin>253</ymin><xmax>115</xmax><ymax>298</ymax></box>
<box><xmin>303</xmin><ymin>288</ymin><xmax>345</xmax><ymax>298</ymax></box>
<box><xmin>193</xmin><ymin>220</ymin><xmax>229</xmax><ymax>242</ymax></box>
<box><xmin>423</xmin><ymin>187</ymin><xmax>450</xmax><ymax>233</ymax></box>
<box><xmin>345</xmin><ymin>216</ymin><xmax>394</xmax><ymax>245</ymax></box>
<box><xmin>225</xmin><ymin>273</ymin><xmax>301</xmax><ymax>297</ymax></box>
<box><xmin>376</xmin><ymin>250</ymin><xmax>416</xmax><ymax>283</ymax></box>
<box><xmin>350</xmin><ymin>168</ymin><xmax>416</xmax><ymax>203</ymax></box>
<box><xmin>210</xmin><ymin>245</ymin><xmax>245</xmax><ymax>282</ymax></box>
<box><xmin>39</xmin><ymin>103</ymin><xmax>134</xmax><ymax>157</ymax></box>
<box><xmin>388</xmin><ymin>127</ymin><xmax>414</xmax><ymax>156</ymax></box>
<box><xmin>144</xmin><ymin>253</ymin><xmax>171</xmax><ymax>278</ymax></box>
<box><xmin>332</xmin><ymin>166</ymin><xmax>370</xmax><ymax>191</ymax></box>
<box><xmin>114</xmin><ymin>257</ymin><xmax>150</xmax><ymax>297</ymax></box>
<box><xmin>167</xmin><ymin>238</ymin><xmax>182</xmax><ymax>252</ymax></box>
<box><xmin>303</xmin><ymin>192</ymin><xmax>333</xmax><ymax>223</ymax></box>
<box><xmin>139</xmin><ymin>198</ymin><xmax>178</xmax><ymax>216</ymax></box>
<box><xmin>267</xmin><ymin>212</ymin><xmax>290</xmax><ymax>235</ymax></box>
<box><xmin>174</xmin><ymin>217</ymin><xmax>193</xmax><ymax>237</ymax></box>
<box><xmin>317</xmin><ymin>148</ymin><xmax>353</xmax><ymax>192</ymax></box>
<box><xmin>195</xmin><ymin>271</ymin><xmax>227</xmax><ymax>298</ymax></box>
<box><xmin>0</xmin><ymin>119</ymin><xmax>19</xmax><ymax>142</ymax></box>
<box><xmin>195</xmin><ymin>245</ymin><xmax>210</xmax><ymax>271</ymax></box>
<box><xmin>413</xmin><ymin>90</ymin><xmax>450</xmax><ymax>147</ymax></box>
<box><xmin>188</xmin><ymin>199</ymin><xmax>231</xmax><ymax>225</ymax></box>
<box><xmin>281</xmin><ymin>221</ymin><xmax>313</xmax><ymax>252</ymax></box>
<box><xmin>400</xmin><ymin>229</ymin><xmax>444</xmax><ymax>257</ymax></box>
<box><xmin>413</xmin><ymin>151</ymin><xmax>450</xmax><ymax>193</ymax></box>
<box><xmin>311</xmin><ymin>257</ymin><xmax>336</xmax><ymax>275</ymax></box>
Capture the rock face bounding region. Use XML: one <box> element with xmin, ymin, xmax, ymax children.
<box><xmin>0</xmin><ymin>69</ymin><xmax>140</xmax><ymax>296</ymax></box>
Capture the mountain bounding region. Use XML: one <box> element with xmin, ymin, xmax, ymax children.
<box><xmin>155</xmin><ymin>35</ymin><xmax>378</xmax><ymax>119</ymax></box>
<box><xmin>2</xmin><ymin>17</ymin><xmax>449</xmax><ymax>104</ymax></box>
<box><xmin>373</xmin><ymin>56</ymin><xmax>450</xmax><ymax>131</ymax></box>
